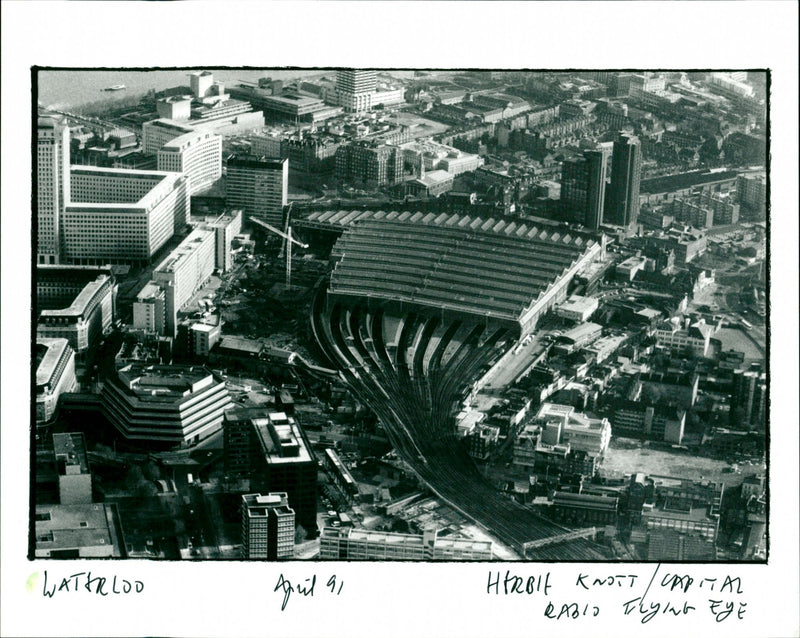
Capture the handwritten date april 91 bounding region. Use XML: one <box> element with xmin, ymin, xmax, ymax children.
<box><xmin>274</xmin><ymin>573</ymin><xmax>343</xmax><ymax>611</ymax></box>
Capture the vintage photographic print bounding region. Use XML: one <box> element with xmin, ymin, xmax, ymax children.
<box><xmin>33</xmin><ymin>67</ymin><xmax>769</xmax><ymax>564</ymax></box>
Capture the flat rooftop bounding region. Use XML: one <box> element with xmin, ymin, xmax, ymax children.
<box><xmin>39</xmin><ymin>275</ymin><xmax>110</xmax><ymax>319</ymax></box>
<box><xmin>53</xmin><ymin>432</ymin><xmax>90</xmax><ymax>475</ymax></box>
<box><xmin>116</xmin><ymin>364</ymin><xmax>220</xmax><ymax>402</ymax></box>
<box><xmin>252</xmin><ymin>414</ymin><xmax>312</xmax><ymax>465</ymax></box>
<box><xmin>35</xmin><ymin>504</ymin><xmax>121</xmax><ymax>555</ymax></box>
<box><xmin>36</xmin><ymin>338</ymin><xmax>71</xmax><ymax>387</ymax></box>
<box><xmin>154</xmin><ymin>228</ymin><xmax>214</xmax><ymax>274</ymax></box>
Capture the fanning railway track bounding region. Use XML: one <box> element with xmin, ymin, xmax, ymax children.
<box><xmin>312</xmin><ymin>285</ymin><xmax>607</xmax><ymax>560</ymax></box>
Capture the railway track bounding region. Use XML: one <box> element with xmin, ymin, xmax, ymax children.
<box><xmin>311</xmin><ymin>286</ymin><xmax>607</xmax><ymax>560</ymax></box>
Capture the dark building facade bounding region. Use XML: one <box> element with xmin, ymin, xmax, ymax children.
<box><xmin>223</xmin><ymin>407</ymin><xmax>318</xmax><ymax>536</ymax></box>
<box><xmin>606</xmin><ymin>133</ymin><xmax>642</xmax><ymax>226</ymax></box>
<box><xmin>561</xmin><ymin>148</ymin><xmax>608</xmax><ymax>229</ymax></box>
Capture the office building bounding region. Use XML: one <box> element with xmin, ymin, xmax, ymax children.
<box><xmin>37</xmin><ymin>272</ymin><xmax>115</xmax><ymax>354</ymax></box>
<box><xmin>319</xmin><ymin>527</ymin><xmax>492</xmax><ymax>561</ymax></box>
<box><xmin>223</xmin><ymin>408</ymin><xmax>317</xmax><ymax>535</ymax></box>
<box><xmin>560</xmin><ymin>148</ymin><xmax>608</xmax><ymax>229</ymax></box>
<box><xmin>151</xmin><ymin>228</ymin><xmax>216</xmax><ymax>337</ymax></box>
<box><xmin>335</xmin><ymin>142</ymin><xmax>403</xmax><ymax>187</ymax></box>
<box><xmin>336</xmin><ymin>70</ymin><xmax>377</xmax><ymax>113</ymax></box>
<box><xmin>606</xmin><ymin>133</ymin><xmax>642</xmax><ymax>227</ymax></box>
<box><xmin>655</xmin><ymin>317</ymin><xmax>716</xmax><ymax>357</ymax></box>
<box><xmin>64</xmin><ymin>167</ymin><xmax>188</xmax><ymax>265</ymax></box>
<box><xmin>226</xmin><ymin>155</ymin><xmax>288</xmax><ymax>227</ymax></box>
<box><xmin>193</xmin><ymin>209</ymin><xmax>243</xmax><ymax>272</ymax></box>
<box><xmin>142</xmin><ymin>119</ymin><xmax>196</xmax><ymax>155</ymax></box>
<box><xmin>36</xmin><ymin>338</ymin><xmax>77</xmax><ymax>425</ymax></box>
<box><xmin>730</xmin><ymin>368</ymin><xmax>767</xmax><ymax>430</ymax></box>
<box><xmin>190</xmin><ymin>322</ymin><xmax>221</xmax><ymax>357</ymax></box>
<box><xmin>37</xmin><ymin>116</ymin><xmax>71</xmax><ymax>264</ymax></box>
<box><xmin>53</xmin><ymin>432</ymin><xmax>93</xmax><ymax>504</ymax></box>
<box><xmin>132</xmin><ymin>282</ymin><xmax>167</xmax><ymax>334</ymax></box>
<box><xmin>157</xmin><ymin>130</ymin><xmax>222</xmax><ymax>195</ymax></box>
<box><xmin>241</xmin><ymin>492</ymin><xmax>295</xmax><ymax>560</ymax></box>
<box><xmin>37</xmin><ymin>264</ymin><xmax>115</xmax><ymax>309</ymax></box>
<box><xmin>34</xmin><ymin>503</ymin><xmax>124</xmax><ymax>558</ymax></box>
<box><xmin>736</xmin><ymin>173</ymin><xmax>767</xmax><ymax>217</ymax></box>
<box><xmin>101</xmin><ymin>364</ymin><xmax>231</xmax><ymax>448</ymax></box>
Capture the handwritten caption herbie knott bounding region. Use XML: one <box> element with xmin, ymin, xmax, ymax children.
<box><xmin>486</xmin><ymin>563</ymin><xmax>748</xmax><ymax>623</ymax></box>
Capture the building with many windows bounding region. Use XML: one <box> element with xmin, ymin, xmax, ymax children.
<box><xmin>606</xmin><ymin>133</ymin><xmax>642</xmax><ymax>227</ymax></box>
<box><xmin>36</xmin><ymin>338</ymin><xmax>77</xmax><ymax>425</ymax></box>
<box><xmin>192</xmin><ymin>208</ymin><xmax>243</xmax><ymax>272</ymax></box>
<box><xmin>63</xmin><ymin>167</ymin><xmax>188</xmax><ymax>265</ymax></box>
<box><xmin>101</xmin><ymin>364</ymin><xmax>231</xmax><ymax>448</ymax></box>
<box><xmin>142</xmin><ymin>119</ymin><xmax>196</xmax><ymax>155</ymax></box>
<box><xmin>241</xmin><ymin>492</ymin><xmax>295</xmax><ymax>560</ymax></box>
<box><xmin>152</xmin><ymin>228</ymin><xmax>216</xmax><ymax>337</ymax></box>
<box><xmin>37</xmin><ymin>273</ymin><xmax>115</xmax><ymax>355</ymax></box>
<box><xmin>319</xmin><ymin>527</ymin><xmax>493</xmax><ymax>561</ymax></box>
<box><xmin>132</xmin><ymin>282</ymin><xmax>166</xmax><ymax>334</ymax></box>
<box><xmin>335</xmin><ymin>141</ymin><xmax>403</xmax><ymax>187</ymax></box>
<box><xmin>223</xmin><ymin>408</ymin><xmax>317</xmax><ymax>536</ymax></box>
<box><xmin>335</xmin><ymin>69</ymin><xmax>377</xmax><ymax>113</ymax></box>
<box><xmin>730</xmin><ymin>368</ymin><xmax>767</xmax><ymax>430</ymax></box>
<box><xmin>560</xmin><ymin>147</ymin><xmax>609</xmax><ymax>229</ymax></box>
<box><xmin>226</xmin><ymin>155</ymin><xmax>288</xmax><ymax>227</ymax></box>
<box><xmin>157</xmin><ymin>130</ymin><xmax>222</xmax><ymax>195</ymax></box>
<box><xmin>736</xmin><ymin>173</ymin><xmax>767</xmax><ymax>217</ymax></box>
<box><xmin>37</xmin><ymin>116</ymin><xmax>71</xmax><ymax>264</ymax></box>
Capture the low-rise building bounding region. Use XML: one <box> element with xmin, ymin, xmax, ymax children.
<box><xmin>34</xmin><ymin>503</ymin><xmax>124</xmax><ymax>558</ymax></box>
<box><xmin>319</xmin><ymin>527</ymin><xmax>492</xmax><ymax>561</ymax></box>
<box><xmin>655</xmin><ymin>317</ymin><xmax>716</xmax><ymax>357</ymax></box>
<box><xmin>551</xmin><ymin>491</ymin><xmax>618</xmax><ymax>525</ymax></box>
<box><xmin>556</xmin><ymin>295</ymin><xmax>599</xmax><ymax>322</ymax></box>
<box><xmin>53</xmin><ymin>432</ymin><xmax>93</xmax><ymax>504</ymax></box>
<box><xmin>611</xmin><ymin>401</ymin><xmax>686</xmax><ymax>444</ymax></box>
<box><xmin>405</xmin><ymin>169</ymin><xmax>454</xmax><ymax>197</ymax></box>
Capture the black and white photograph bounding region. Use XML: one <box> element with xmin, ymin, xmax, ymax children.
<box><xmin>2</xmin><ymin>3</ymin><xmax>798</xmax><ymax>638</ymax></box>
<box><xmin>32</xmin><ymin>66</ymin><xmax>770</xmax><ymax>563</ymax></box>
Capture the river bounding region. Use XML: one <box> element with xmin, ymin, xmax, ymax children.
<box><xmin>36</xmin><ymin>68</ymin><xmax>416</xmax><ymax>110</ymax></box>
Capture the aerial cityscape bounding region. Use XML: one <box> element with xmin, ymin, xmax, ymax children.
<box><xmin>33</xmin><ymin>68</ymin><xmax>768</xmax><ymax>563</ymax></box>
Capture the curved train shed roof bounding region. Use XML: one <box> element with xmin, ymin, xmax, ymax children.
<box><xmin>328</xmin><ymin>217</ymin><xmax>600</xmax><ymax>327</ymax></box>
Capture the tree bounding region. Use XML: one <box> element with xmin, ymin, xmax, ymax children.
<box><xmin>294</xmin><ymin>525</ymin><xmax>308</xmax><ymax>544</ymax></box>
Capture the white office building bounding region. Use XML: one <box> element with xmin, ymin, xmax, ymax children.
<box><xmin>38</xmin><ymin>117</ymin><xmax>71</xmax><ymax>264</ymax></box>
<box><xmin>157</xmin><ymin>130</ymin><xmax>222</xmax><ymax>195</ymax></box>
<box><xmin>151</xmin><ymin>228</ymin><xmax>216</xmax><ymax>337</ymax></box>
<box><xmin>63</xmin><ymin>166</ymin><xmax>188</xmax><ymax>265</ymax></box>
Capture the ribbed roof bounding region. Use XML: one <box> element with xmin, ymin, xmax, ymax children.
<box><xmin>329</xmin><ymin>219</ymin><xmax>596</xmax><ymax>324</ymax></box>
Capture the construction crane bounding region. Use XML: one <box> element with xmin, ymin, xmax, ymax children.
<box><xmin>249</xmin><ymin>215</ymin><xmax>308</xmax><ymax>289</ymax></box>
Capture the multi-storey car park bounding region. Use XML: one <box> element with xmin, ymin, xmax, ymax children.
<box><xmin>311</xmin><ymin>213</ymin><xmax>610</xmax><ymax>559</ymax></box>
